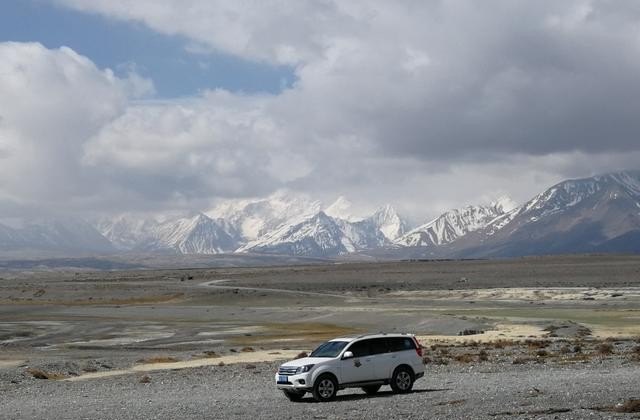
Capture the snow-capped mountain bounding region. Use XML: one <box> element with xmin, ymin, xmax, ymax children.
<box><xmin>96</xmin><ymin>214</ymin><xmax>159</xmax><ymax>250</ymax></box>
<box><xmin>0</xmin><ymin>217</ymin><xmax>114</xmax><ymax>254</ymax></box>
<box><xmin>2</xmin><ymin>171</ymin><xmax>640</xmax><ymax>259</ymax></box>
<box><xmin>96</xmin><ymin>213</ymin><xmax>241</xmax><ymax>254</ymax></box>
<box><xmin>368</xmin><ymin>204</ymin><xmax>408</xmax><ymax>241</ymax></box>
<box><xmin>148</xmin><ymin>214</ymin><xmax>240</xmax><ymax>254</ymax></box>
<box><xmin>239</xmin><ymin>210</ymin><xmax>389</xmax><ymax>257</ymax></box>
<box><xmin>394</xmin><ymin>200</ymin><xmax>511</xmax><ymax>248</ymax></box>
<box><xmin>207</xmin><ymin>191</ymin><xmax>321</xmax><ymax>241</ymax></box>
<box><xmin>239</xmin><ymin>211</ymin><xmax>353</xmax><ymax>256</ymax></box>
<box><xmin>454</xmin><ymin>171</ymin><xmax>640</xmax><ymax>257</ymax></box>
<box><xmin>324</xmin><ymin>196</ymin><xmax>364</xmax><ymax>222</ymax></box>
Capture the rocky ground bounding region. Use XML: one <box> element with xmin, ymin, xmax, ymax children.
<box><xmin>1</xmin><ymin>255</ymin><xmax>640</xmax><ymax>418</ymax></box>
<box><xmin>1</xmin><ymin>339</ymin><xmax>640</xmax><ymax>419</ymax></box>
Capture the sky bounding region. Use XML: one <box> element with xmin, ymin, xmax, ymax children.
<box><xmin>1</xmin><ymin>0</ymin><xmax>640</xmax><ymax>223</ymax></box>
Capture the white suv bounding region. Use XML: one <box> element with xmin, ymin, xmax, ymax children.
<box><xmin>275</xmin><ymin>333</ymin><xmax>425</xmax><ymax>402</ymax></box>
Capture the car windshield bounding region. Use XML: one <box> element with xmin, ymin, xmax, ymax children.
<box><xmin>310</xmin><ymin>340</ymin><xmax>349</xmax><ymax>358</ymax></box>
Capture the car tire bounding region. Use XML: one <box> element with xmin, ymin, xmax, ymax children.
<box><xmin>282</xmin><ymin>390</ymin><xmax>305</xmax><ymax>402</ymax></box>
<box><xmin>390</xmin><ymin>366</ymin><xmax>414</xmax><ymax>393</ymax></box>
<box><xmin>312</xmin><ymin>374</ymin><xmax>338</xmax><ymax>402</ymax></box>
<box><xmin>361</xmin><ymin>385</ymin><xmax>382</xmax><ymax>395</ymax></box>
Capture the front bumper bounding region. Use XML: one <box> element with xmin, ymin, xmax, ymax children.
<box><xmin>275</xmin><ymin>372</ymin><xmax>312</xmax><ymax>391</ymax></box>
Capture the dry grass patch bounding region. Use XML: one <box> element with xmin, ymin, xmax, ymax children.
<box><xmin>491</xmin><ymin>339</ymin><xmax>515</xmax><ymax>349</ymax></box>
<box><xmin>526</xmin><ymin>339</ymin><xmax>549</xmax><ymax>349</ymax></box>
<box><xmin>137</xmin><ymin>356</ymin><xmax>180</xmax><ymax>364</ymax></box>
<box><xmin>432</xmin><ymin>357</ymin><xmax>450</xmax><ymax>365</ymax></box>
<box><xmin>26</xmin><ymin>368</ymin><xmax>67</xmax><ymax>380</ymax></box>
<box><xmin>512</xmin><ymin>356</ymin><xmax>535</xmax><ymax>365</ymax></box>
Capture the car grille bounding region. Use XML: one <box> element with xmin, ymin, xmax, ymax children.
<box><xmin>278</xmin><ymin>366</ymin><xmax>298</xmax><ymax>375</ymax></box>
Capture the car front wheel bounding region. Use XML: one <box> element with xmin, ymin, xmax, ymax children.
<box><xmin>390</xmin><ymin>366</ymin><xmax>414</xmax><ymax>393</ymax></box>
<box><xmin>312</xmin><ymin>374</ymin><xmax>338</xmax><ymax>402</ymax></box>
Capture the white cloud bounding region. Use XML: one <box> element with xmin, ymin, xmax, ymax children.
<box><xmin>4</xmin><ymin>1</ymin><xmax>640</xmax><ymax>219</ymax></box>
<box><xmin>82</xmin><ymin>90</ymin><xmax>313</xmax><ymax>202</ymax></box>
<box><xmin>0</xmin><ymin>42</ymin><xmax>150</xmax><ymax>215</ymax></box>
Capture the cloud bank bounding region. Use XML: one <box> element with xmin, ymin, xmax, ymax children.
<box><xmin>3</xmin><ymin>1</ymin><xmax>640</xmax><ymax>220</ymax></box>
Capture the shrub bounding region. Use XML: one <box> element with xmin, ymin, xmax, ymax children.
<box><xmin>454</xmin><ymin>353</ymin><xmax>474</xmax><ymax>363</ymax></box>
<box><xmin>596</xmin><ymin>343</ymin><xmax>614</xmax><ymax>355</ymax></box>
<box><xmin>536</xmin><ymin>349</ymin><xmax>548</xmax><ymax>358</ymax></box>
<box><xmin>614</xmin><ymin>399</ymin><xmax>640</xmax><ymax>413</ymax></box>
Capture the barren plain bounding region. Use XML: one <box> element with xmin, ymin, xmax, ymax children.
<box><xmin>1</xmin><ymin>254</ymin><xmax>640</xmax><ymax>419</ymax></box>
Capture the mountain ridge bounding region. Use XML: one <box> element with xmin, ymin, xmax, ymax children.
<box><xmin>1</xmin><ymin>170</ymin><xmax>639</xmax><ymax>259</ymax></box>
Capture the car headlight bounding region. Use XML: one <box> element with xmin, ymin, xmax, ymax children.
<box><xmin>295</xmin><ymin>364</ymin><xmax>315</xmax><ymax>374</ymax></box>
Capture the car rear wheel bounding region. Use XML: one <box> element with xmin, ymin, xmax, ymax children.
<box><xmin>390</xmin><ymin>366</ymin><xmax>414</xmax><ymax>393</ymax></box>
<box><xmin>312</xmin><ymin>374</ymin><xmax>338</xmax><ymax>402</ymax></box>
<box><xmin>362</xmin><ymin>385</ymin><xmax>382</xmax><ymax>395</ymax></box>
<box><xmin>282</xmin><ymin>390</ymin><xmax>305</xmax><ymax>402</ymax></box>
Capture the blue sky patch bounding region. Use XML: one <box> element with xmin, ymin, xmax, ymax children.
<box><xmin>0</xmin><ymin>0</ymin><xmax>295</xmax><ymax>98</ymax></box>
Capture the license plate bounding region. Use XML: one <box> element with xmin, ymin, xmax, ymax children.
<box><xmin>278</xmin><ymin>375</ymin><xmax>288</xmax><ymax>383</ymax></box>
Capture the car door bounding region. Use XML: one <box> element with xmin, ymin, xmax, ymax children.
<box><xmin>370</xmin><ymin>337</ymin><xmax>396</xmax><ymax>380</ymax></box>
<box><xmin>339</xmin><ymin>339</ymin><xmax>375</xmax><ymax>384</ymax></box>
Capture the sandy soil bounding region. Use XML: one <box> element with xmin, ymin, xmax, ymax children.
<box><xmin>64</xmin><ymin>349</ymin><xmax>304</xmax><ymax>381</ymax></box>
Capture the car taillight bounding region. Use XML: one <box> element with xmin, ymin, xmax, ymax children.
<box><xmin>412</xmin><ymin>336</ymin><xmax>423</xmax><ymax>357</ymax></box>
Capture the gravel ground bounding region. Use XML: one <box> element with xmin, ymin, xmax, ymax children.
<box><xmin>2</xmin><ymin>360</ymin><xmax>639</xmax><ymax>420</ymax></box>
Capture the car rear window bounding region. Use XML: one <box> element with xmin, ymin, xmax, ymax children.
<box><xmin>370</xmin><ymin>338</ymin><xmax>389</xmax><ymax>354</ymax></box>
<box><xmin>388</xmin><ymin>337</ymin><xmax>415</xmax><ymax>352</ymax></box>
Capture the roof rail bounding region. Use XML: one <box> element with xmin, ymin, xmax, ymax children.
<box><xmin>354</xmin><ymin>332</ymin><xmax>412</xmax><ymax>339</ymax></box>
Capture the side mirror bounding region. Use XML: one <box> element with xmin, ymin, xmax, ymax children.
<box><xmin>342</xmin><ymin>351</ymin><xmax>354</xmax><ymax>359</ymax></box>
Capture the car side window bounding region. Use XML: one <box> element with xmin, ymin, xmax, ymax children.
<box><xmin>389</xmin><ymin>337</ymin><xmax>415</xmax><ymax>352</ymax></box>
<box><xmin>347</xmin><ymin>339</ymin><xmax>372</xmax><ymax>357</ymax></box>
<box><xmin>370</xmin><ymin>338</ymin><xmax>389</xmax><ymax>354</ymax></box>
